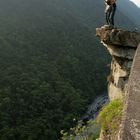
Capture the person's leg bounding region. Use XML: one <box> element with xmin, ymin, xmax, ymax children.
<box><xmin>105</xmin><ymin>12</ymin><xmax>109</xmax><ymax>25</ymax></box>
<box><xmin>110</xmin><ymin>4</ymin><xmax>116</xmax><ymax>26</ymax></box>
<box><xmin>108</xmin><ymin>9</ymin><xmax>112</xmax><ymax>25</ymax></box>
<box><xmin>105</xmin><ymin>7</ymin><xmax>112</xmax><ymax>25</ymax></box>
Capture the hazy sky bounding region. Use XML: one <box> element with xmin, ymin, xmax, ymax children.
<box><xmin>130</xmin><ymin>0</ymin><xmax>140</xmax><ymax>7</ymax></box>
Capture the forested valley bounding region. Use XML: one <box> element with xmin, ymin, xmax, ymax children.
<box><xmin>0</xmin><ymin>0</ymin><xmax>136</xmax><ymax>139</ymax></box>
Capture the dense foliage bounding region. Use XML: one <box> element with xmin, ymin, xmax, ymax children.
<box><xmin>61</xmin><ymin>120</ymin><xmax>100</xmax><ymax>140</ymax></box>
<box><xmin>0</xmin><ymin>0</ymin><xmax>133</xmax><ymax>139</ymax></box>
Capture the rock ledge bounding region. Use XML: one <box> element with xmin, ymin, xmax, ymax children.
<box><xmin>96</xmin><ymin>26</ymin><xmax>140</xmax><ymax>100</ymax></box>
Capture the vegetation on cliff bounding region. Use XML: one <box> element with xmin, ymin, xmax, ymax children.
<box><xmin>97</xmin><ymin>99</ymin><xmax>123</xmax><ymax>136</ymax></box>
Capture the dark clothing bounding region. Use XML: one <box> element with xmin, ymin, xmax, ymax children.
<box><xmin>105</xmin><ymin>6</ymin><xmax>112</xmax><ymax>25</ymax></box>
<box><xmin>110</xmin><ymin>3</ymin><xmax>116</xmax><ymax>25</ymax></box>
<box><xmin>105</xmin><ymin>3</ymin><xmax>116</xmax><ymax>26</ymax></box>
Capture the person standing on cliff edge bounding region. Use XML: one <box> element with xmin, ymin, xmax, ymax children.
<box><xmin>105</xmin><ymin>0</ymin><xmax>117</xmax><ymax>27</ymax></box>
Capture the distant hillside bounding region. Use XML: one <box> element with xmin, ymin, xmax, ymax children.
<box><xmin>118</xmin><ymin>0</ymin><xmax>140</xmax><ymax>28</ymax></box>
<box><xmin>0</xmin><ymin>0</ymin><xmax>135</xmax><ymax>32</ymax></box>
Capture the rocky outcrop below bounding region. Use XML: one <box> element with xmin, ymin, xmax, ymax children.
<box><xmin>96</xmin><ymin>26</ymin><xmax>140</xmax><ymax>100</ymax></box>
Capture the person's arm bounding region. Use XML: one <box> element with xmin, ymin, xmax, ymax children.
<box><xmin>105</xmin><ymin>0</ymin><xmax>112</xmax><ymax>6</ymax></box>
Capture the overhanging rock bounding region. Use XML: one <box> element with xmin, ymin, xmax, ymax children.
<box><xmin>96</xmin><ymin>25</ymin><xmax>140</xmax><ymax>100</ymax></box>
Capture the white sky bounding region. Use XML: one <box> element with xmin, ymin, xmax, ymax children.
<box><xmin>129</xmin><ymin>0</ymin><xmax>140</xmax><ymax>7</ymax></box>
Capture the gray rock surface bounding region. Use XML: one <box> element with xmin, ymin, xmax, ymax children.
<box><xmin>119</xmin><ymin>44</ymin><xmax>140</xmax><ymax>140</ymax></box>
<box><xmin>96</xmin><ymin>26</ymin><xmax>140</xmax><ymax>140</ymax></box>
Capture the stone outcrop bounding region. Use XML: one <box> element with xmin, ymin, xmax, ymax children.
<box><xmin>96</xmin><ymin>25</ymin><xmax>140</xmax><ymax>140</ymax></box>
<box><xmin>96</xmin><ymin>26</ymin><xmax>140</xmax><ymax>100</ymax></box>
<box><xmin>96</xmin><ymin>26</ymin><xmax>140</xmax><ymax>47</ymax></box>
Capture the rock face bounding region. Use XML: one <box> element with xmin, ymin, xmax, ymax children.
<box><xmin>118</xmin><ymin>44</ymin><xmax>140</xmax><ymax>140</ymax></box>
<box><xmin>96</xmin><ymin>26</ymin><xmax>140</xmax><ymax>100</ymax></box>
<box><xmin>96</xmin><ymin>25</ymin><xmax>140</xmax><ymax>140</ymax></box>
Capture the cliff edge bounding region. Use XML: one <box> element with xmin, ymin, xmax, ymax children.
<box><xmin>96</xmin><ymin>26</ymin><xmax>140</xmax><ymax>100</ymax></box>
<box><xmin>96</xmin><ymin>25</ymin><xmax>140</xmax><ymax>140</ymax></box>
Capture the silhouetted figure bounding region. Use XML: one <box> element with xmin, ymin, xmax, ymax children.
<box><xmin>105</xmin><ymin>0</ymin><xmax>117</xmax><ymax>26</ymax></box>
